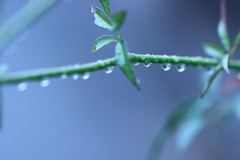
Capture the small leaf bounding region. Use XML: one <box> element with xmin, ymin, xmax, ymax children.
<box><xmin>176</xmin><ymin>116</ymin><xmax>205</xmax><ymax>151</ymax></box>
<box><xmin>217</xmin><ymin>20</ymin><xmax>231</xmax><ymax>51</ymax></box>
<box><xmin>201</xmin><ymin>65</ymin><xmax>223</xmax><ymax>98</ymax></box>
<box><xmin>203</xmin><ymin>41</ymin><xmax>226</xmax><ymax>58</ymax></box>
<box><xmin>111</xmin><ymin>11</ymin><xmax>126</xmax><ymax>32</ymax></box>
<box><xmin>115</xmin><ymin>38</ymin><xmax>140</xmax><ymax>90</ymax></box>
<box><xmin>99</xmin><ymin>0</ymin><xmax>111</xmax><ymax>16</ymax></box>
<box><xmin>92</xmin><ymin>35</ymin><xmax>115</xmax><ymax>53</ymax></box>
<box><xmin>93</xmin><ymin>8</ymin><xmax>112</xmax><ymax>30</ymax></box>
<box><xmin>222</xmin><ymin>54</ymin><xmax>230</xmax><ymax>73</ymax></box>
<box><xmin>234</xmin><ymin>31</ymin><xmax>240</xmax><ymax>46</ymax></box>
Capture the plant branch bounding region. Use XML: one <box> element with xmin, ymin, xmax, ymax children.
<box><xmin>0</xmin><ymin>0</ymin><xmax>60</xmax><ymax>52</ymax></box>
<box><xmin>1</xmin><ymin>53</ymin><xmax>240</xmax><ymax>85</ymax></box>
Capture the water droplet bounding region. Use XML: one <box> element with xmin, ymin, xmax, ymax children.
<box><xmin>144</xmin><ymin>62</ymin><xmax>152</xmax><ymax>67</ymax></box>
<box><xmin>175</xmin><ymin>64</ymin><xmax>186</xmax><ymax>72</ymax></box>
<box><xmin>40</xmin><ymin>79</ymin><xmax>50</xmax><ymax>87</ymax></box>
<box><xmin>17</xmin><ymin>82</ymin><xmax>27</xmax><ymax>91</ymax></box>
<box><xmin>82</xmin><ymin>72</ymin><xmax>90</xmax><ymax>80</ymax></box>
<box><xmin>105</xmin><ymin>66</ymin><xmax>114</xmax><ymax>74</ymax></box>
<box><xmin>161</xmin><ymin>63</ymin><xmax>171</xmax><ymax>71</ymax></box>
<box><xmin>61</xmin><ymin>74</ymin><xmax>68</xmax><ymax>80</ymax></box>
<box><xmin>134</xmin><ymin>62</ymin><xmax>140</xmax><ymax>66</ymax></box>
<box><xmin>72</xmin><ymin>74</ymin><xmax>79</xmax><ymax>80</ymax></box>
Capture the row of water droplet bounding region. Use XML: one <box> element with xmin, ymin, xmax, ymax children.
<box><xmin>134</xmin><ymin>62</ymin><xmax>186</xmax><ymax>72</ymax></box>
<box><xmin>17</xmin><ymin>67</ymin><xmax>114</xmax><ymax>92</ymax></box>
<box><xmin>16</xmin><ymin>63</ymin><xmax>187</xmax><ymax>92</ymax></box>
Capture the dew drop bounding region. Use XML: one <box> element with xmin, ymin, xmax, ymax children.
<box><xmin>105</xmin><ymin>66</ymin><xmax>114</xmax><ymax>74</ymax></box>
<box><xmin>144</xmin><ymin>62</ymin><xmax>152</xmax><ymax>67</ymax></box>
<box><xmin>175</xmin><ymin>64</ymin><xmax>186</xmax><ymax>72</ymax></box>
<box><xmin>61</xmin><ymin>74</ymin><xmax>68</xmax><ymax>80</ymax></box>
<box><xmin>72</xmin><ymin>74</ymin><xmax>79</xmax><ymax>80</ymax></box>
<box><xmin>82</xmin><ymin>72</ymin><xmax>90</xmax><ymax>80</ymax></box>
<box><xmin>40</xmin><ymin>79</ymin><xmax>50</xmax><ymax>88</ymax></box>
<box><xmin>134</xmin><ymin>62</ymin><xmax>140</xmax><ymax>66</ymax></box>
<box><xmin>161</xmin><ymin>63</ymin><xmax>171</xmax><ymax>71</ymax></box>
<box><xmin>17</xmin><ymin>82</ymin><xmax>27</xmax><ymax>91</ymax></box>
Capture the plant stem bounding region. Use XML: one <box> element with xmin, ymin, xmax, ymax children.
<box><xmin>1</xmin><ymin>53</ymin><xmax>240</xmax><ymax>85</ymax></box>
<box><xmin>0</xmin><ymin>0</ymin><xmax>60</xmax><ymax>52</ymax></box>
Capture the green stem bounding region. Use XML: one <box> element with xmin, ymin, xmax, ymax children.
<box><xmin>0</xmin><ymin>0</ymin><xmax>60</xmax><ymax>52</ymax></box>
<box><xmin>1</xmin><ymin>53</ymin><xmax>240</xmax><ymax>85</ymax></box>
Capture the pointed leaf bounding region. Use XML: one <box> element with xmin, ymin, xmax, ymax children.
<box><xmin>217</xmin><ymin>20</ymin><xmax>230</xmax><ymax>51</ymax></box>
<box><xmin>92</xmin><ymin>35</ymin><xmax>115</xmax><ymax>53</ymax></box>
<box><xmin>176</xmin><ymin>116</ymin><xmax>205</xmax><ymax>151</ymax></box>
<box><xmin>115</xmin><ymin>38</ymin><xmax>140</xmax><ymax>90</ymax></box>
<box><xmin>222</xmin><ymin>54</ymin><xmax>230</xmax><ymax>73</ymax></box>
<box><xmin>203</xmin><ymin>41</ymin><xmax>226</xmax><ymax>58</ymax></box>
<box><xmin>99</xmin><ymin>0</ymin><xmax>111</xmax><ymax>16</ymax></box>
<box><xmin>201</xmin><ymin>65</ymin><xmax>223</xmax><ymax>98</ymax></box>
<box><xmin>93</xmin><ymin>8</ymin><xmax>112</xmax><ymax>30</ymax></box>
<box><xmin>111</xmin><ymin>11</ymin><xmax>126</xmax><ymax>32</ymax></box>
<box><xmin>234</xmin><ymin>31</ymin><xmax>240</xmax><ymax>46</ymax></box>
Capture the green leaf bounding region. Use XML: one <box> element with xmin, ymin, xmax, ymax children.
<box><xmin>217</xmin><ymin>20</ymin><xmax>231</xmax><ymax>51</ymax></box>
<box><xmin>115</xmin><ymin>38</ymin><xmax>140</xmax><ymax>90</ymax></box>
<box><xmin>203</xmin><ymin>41</ymin><xmax>226</xmax><ymax>58</ymax></box>
<box><xmin>146</xmin><ymin>98</ymin><xmax>197</xmax><ymax>160</ymax></box>
<box><xmin>222</xmin><ymin>54</ymin><xmax>230</xmax><ymax>73</ymax></box>
<box><xmin>92</xmin><ymin>35</ymin><xmax>115</xmax><ymax>53</ymax></box>
<box><xmin>93</xmin><ymin>8</ymin><xmax>112</xmax><ymax>30</ymax></box>
<box><xmin>111</xmin><ymin>11</ymin><xmax>126</xmax><ymax>32</ymax></box>
<box><xmin>201</xmin><ymin>65</ymin><xmax>223</xmax><ymax>98</ymax></box>
<box><xmin>176</xmin><ymin>116</ymin><xmax>205</xmax><ymax>151</ymax></box>
<box><xmin>99</xmin><ymin>0</ymin><xmax>111</xmax><ymax>16</ymax></box>
<box><xmin>234</xmin><ymin>31</ymin><xmax>240</xmax><ymax>46</ymax></box>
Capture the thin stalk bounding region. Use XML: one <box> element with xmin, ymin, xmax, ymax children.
<box><xmin>1</xmin><ymin>53</ymin><xmax>240</xmax><ymax>85</ymax></box>
<box><xmin>0</xmin><ymin>0</ymin><xmax>60</xmax><ymax>52</ymax></box>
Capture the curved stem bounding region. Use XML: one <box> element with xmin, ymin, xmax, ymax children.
<box><xmin>0</xmin><ymin>53</ymin><xmax>240</xmax><ymax>85</ymax></box>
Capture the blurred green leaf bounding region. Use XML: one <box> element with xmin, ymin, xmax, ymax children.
<box><xmin>99</xmin><ymin>0</ymin><xmax>111</xmax><ymax>16</ymax></box>
<box><xmin>115</xmin><ymin>38</ymin><xmax>140</xmax><ymax>90</ymax></box>
<box><xmin>146</xmin><ymin>98</ymin><xmax>197</xmax><ymax>160</ymax></box>
<box><xmin>222</xmin><ymin>54</ymin><xmax>230</xmax><ymax>73</ymax></box>
<box><xmin>203</xmin><ymin>41</ymin><xmax>226</xmax><ymax>58</ymax></box>
<box><xmin>92</xmin><ymin>35</ymin><xmax>115</xmax><ymax>53</ymax></box>
<box><xmin>93</xmin><ymin>8</ymin><xmax>112</xmax><ymax>30</ymax></box>
<box><xmin>201</xmin><ymin>65</ymin><xmax>223</xmax><ymax>98</ymax></box>
<box><xmin>111</xmin><ymin>11</ymin><xmax>126</xmax><ymax>32</ymax></box>
<box><xmin>176</xmin><ymin>116</ymin><xmax>205</xmax><ymax>151</ymax></box>
<box><xmin>234</xmin><ymin>31</ymin><xmax>240</xmax><ymax>46</ymax></box>
<box><xmin>217</xmin><ymin>20</ymin><xmax>230</xmax><ymax>51</ymax></box>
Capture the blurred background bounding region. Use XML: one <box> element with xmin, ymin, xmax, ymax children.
<box><xmin>0</xmin><ymin>0</ymin><xmax>240</xmax><ymax>159</ymax></box>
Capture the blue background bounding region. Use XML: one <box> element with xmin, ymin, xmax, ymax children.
<box><xmin>0</xmin><ymin>0</ymin><xmax>240</xmax><ymax>159</ymax></box>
